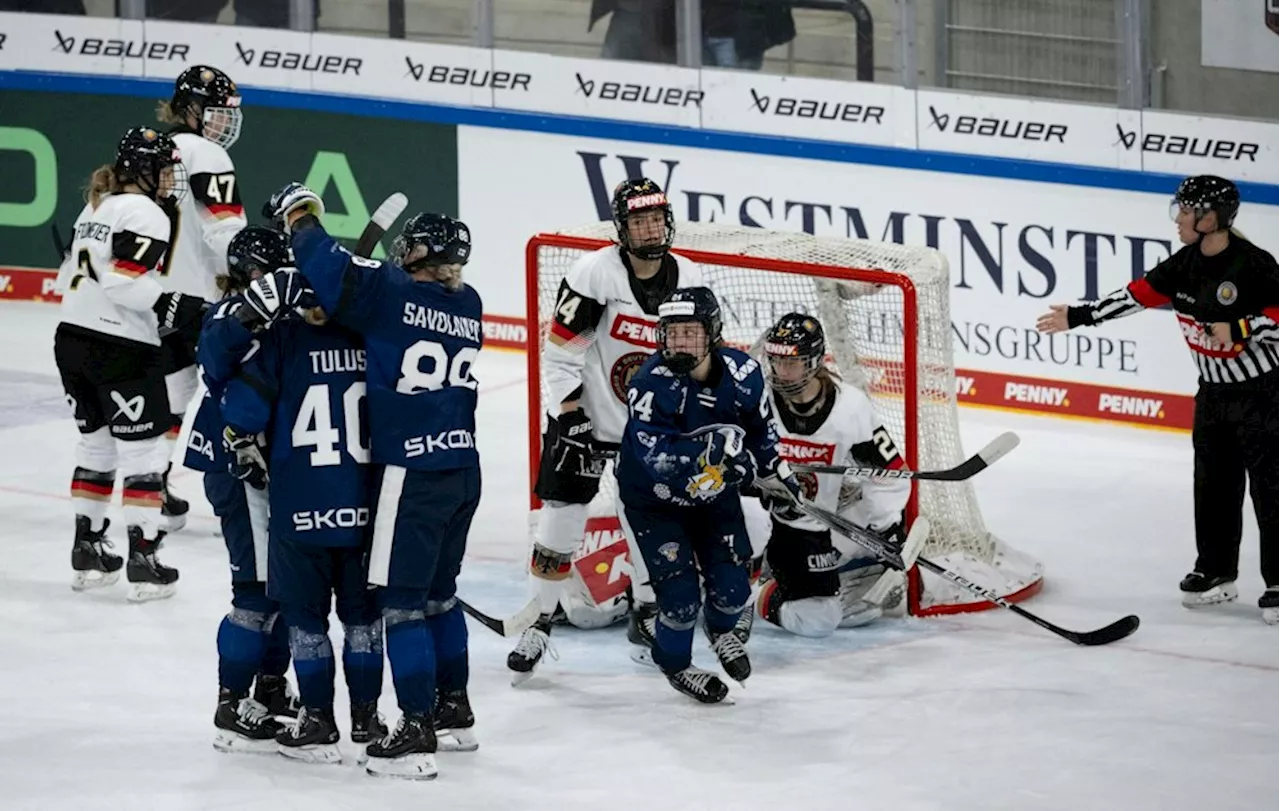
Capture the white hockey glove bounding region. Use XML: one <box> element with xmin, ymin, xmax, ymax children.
<box><xmin>240</xmin><ymin>269</ymin><xmax>311</xmax><ymax>332</ymax></box>
<box><xmin>756</xmin><ymin>460</ymin><xmax>804</xmax><ymax>519</ymax></box>
<box><xmin>262</xmin><ymin>182</ymin><xmax>324</xmax><ymax>233</ymax></box>
<box><xmin>223</xmin><ymin>425</ymin><xmax>268</xmax><ymax>490</ymax></box>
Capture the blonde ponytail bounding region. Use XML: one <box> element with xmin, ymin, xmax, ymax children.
<box><xmin>85</xmin><ymin>164</ymin><xmax>122</xmax><ymax>208</ymax></box>
<box><xmin>156</xmin><ymin>99</ymin><xmax>185</xmax><ymax>126</ymax></box>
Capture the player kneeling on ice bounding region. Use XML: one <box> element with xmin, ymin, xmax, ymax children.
<box><xmin>218</xmin><ymin>256</ymin><xmax>387</xmax><ymax>764</ymax></box>
<box><xmin>265</xmin><ymin>183</ymin><xmax>482</xmax><ymax>779</ymax></box>
<box><xmin>186</xmin><ymin>226</ymin><xmax>303</xmax><ymax>751</ymax></box>
<box><xmin>614</xmin><ymin>287</ymin><xmax>802</xmax><ymax>704</ymax></box>
<box><xmin>747</xmin><ymin>314</ymin><xmax>910</xmax><ymax>637</ymax></box>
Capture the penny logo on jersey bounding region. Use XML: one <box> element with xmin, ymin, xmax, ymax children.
<box><xmin>609</xmin><ymin>313</ymin><xmax>660</xmax><ymax>401</ymax></box>
<box><xmin>777</xmin><ymin>436</ymin><xmax>836</xmax><ymax>466</ymax></box>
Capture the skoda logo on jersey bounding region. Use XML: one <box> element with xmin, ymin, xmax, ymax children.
<box><xmin>1216</xmin><ymin>281</ymin><xmax>1239</xmax><ymax>306</ymax></box>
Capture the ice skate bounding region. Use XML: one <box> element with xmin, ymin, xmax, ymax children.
<box><xmin>350</xmin><ymin>700</ymin><xmax>388</xmax><ymax>744</ymax></box>
<box><xmin>434</xmin><ymin>688</ymin><xmax>479</xmax><ymax>752</ymax></box>
<box><xmin>507</xmin><ymin>616</ymin><xmax>556</xmax><ymax>686</ymax></box>
<box><xmin>627</xmin><ymin>601</ymin><xmax>658</xmax><ymax>667</ymax></box>
<box><xmin>666</xmin><ymin>665</ymin><xmax>732</xmax><ymax>705</ymax></box>
<box><xmin>364</xmin><ymin>714</ymin><xmax>438</xmax><ymax>780</ymax></box>
<box><xmin>276</xmin><ymin>706</ymin><xmax>342</xmax><ymax>764</ymax></box>
<box><xmin>160</xmin><ymin>462</ymin><xmax>189</xmax><ymax>533</ymax></box>
<box><xmin>1259</xmin><ymin>588</ymin><xmax>1277</xmax><ymax>626</ymax></box>
<box><xmin>1179</xmin><ymin>572</ymin><xmax>1238</xmax><ymax>608</ymax></box>
<box><xmin>705</xmin><ymin>624</ymin><xmax>751</xmax><ymax>683</ymax></box>
<box><xmin>125</xmin><ymin>526</ymin><xmax>178</xmax><ymax>602</ymax></box>
<box><xmin>213</xmin><ymin>688</ymin><xmax>282</xmax><ymax>754</ymax></box>
<box><xmin>254</xmin><ymin>674</ymin><xmax>301</xmax><ymax>721</ymax></box>
<box><xmin>71</xmin><ymin>516</ymin><xmax>122</xmax><ymax>591</ymax></box>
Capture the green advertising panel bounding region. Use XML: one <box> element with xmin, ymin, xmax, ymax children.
<box><xmin>0</xmin><ymin>89</ymin><xmax>457</xmax><ymax>268</ymax></box>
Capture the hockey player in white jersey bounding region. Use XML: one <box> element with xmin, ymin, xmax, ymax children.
<box><xmin>509</xmin><ymin>178</ymin><xmax>703</xmax><ymax>682</ymax></box>
<box><xmin>153</xmin><ymin>65</ymin><xmax>248</xmax><ymax>522</ymax></box>
<box><xmin>53</xmin><ymin>126</ymin><xmax>208</xmax><ymax>602</ymax></box>
<box><xmin>749</xmin><ymin>313</ymin><xmax>911</xmax><ymax>637</ymax></box>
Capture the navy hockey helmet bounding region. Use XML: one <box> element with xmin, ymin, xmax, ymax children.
<box><xmin>389</xmin><ymin>213</ymin><xmax>471</xmax><ymax>269</ymax></box>
<box><xmin>170</xmin><ymin>65</ymin><xmax>243</xmax><ymax>148</ymax></box>
<box><xmin>1170</xmin><ymin>175</ymin><xmax>1239</xmax><ymax>230</ymax></box>
<box><xmin>657</xmin><ymin>286</ymin><xmax>722</xmax><ymax>374</ymax></box>
<box><xmin>763</xmin><ymin>312</ymin><xmax>826</xmax><ymax>397</ymax></box>
<box><xmin>611</xmin><ymin>177</ymin><xmax>675</xmax><ymax>261</ymax></box>
<box><xmin>226</xmin><ymin>226</ymin><xmax>292</xmax><ymax>292</ymax></box>
<box><xmin>115</xmin><ymin>126</ymin><xmax>187</xmax><ymax>204</ymax></box>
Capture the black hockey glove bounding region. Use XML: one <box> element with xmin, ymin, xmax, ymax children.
<box><xmin>549</xmin><ymin>408</ymin><xmax>603</xmax><ymax>479</ymax></box>
<box><xmin>153</xmin><ymin>291</ymin><xmax>209</xmax><ymax>338</ymax></box>
<box><xmin>757</xmin><ymin>461</ymin><xmax>805</xmax><ymax>520</ymax></box>
<box><xmin>223</xmin><ymin>425</ymin><xmax>268</xmax><ymax>490</ymax></box>
<box><xmin>240</xmin><ymin>269</ymin><xmax>310</xmax><ymax>332</ymax></box>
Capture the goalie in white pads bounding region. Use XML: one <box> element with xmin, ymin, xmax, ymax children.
<box><xmin>511</xmin><ymin>178</ymin><xmax>703</xmax><ymax>683</ymax></box>
<box><xmin>750</xmin><ymin>313</ymin><xmax>911</xmax><ymax>637</ymax></box>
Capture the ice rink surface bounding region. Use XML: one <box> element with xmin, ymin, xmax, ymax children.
<box><xmin>0</xmin><ymin>299</ymin><xmax>1274</xmax><ymax>811</ymax></box>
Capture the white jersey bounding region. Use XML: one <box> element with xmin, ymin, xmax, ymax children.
<box><xmin>542</xmin><ymin>245</ymin><xmax>702</xmax><ymax>444</ymax></box>
<box><xmin>772</xmin><ymin>379</ymin><xmax>910</xmax><ymax>533</ymax></box>
<box><xmin>57</xmin><ymin>193</ymin><xmax>171</xmax><ymax>346</ymax></box>
<box><xmin>162</xmin><ymin>131</ymin><xmax>246</xmax><ymax>301</ymax></box>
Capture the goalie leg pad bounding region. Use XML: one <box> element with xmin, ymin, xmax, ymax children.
<box><xmin>778</xmin><ymin>595</ymin><xmax>843</xmax><ymax>638</ymax></box>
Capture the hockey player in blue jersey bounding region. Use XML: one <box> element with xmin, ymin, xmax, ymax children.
<box><xmin>185</xmin><ymin>226</ymin><xmax>304</xmax><ymax>752</ymax></box>
<box><xmin>264</xmin><ymin>183</ymin><xmax>482</xmax><ymax>779</ymax></box>
<box><xmin>219</xmin><ymin>267</ymin><xmax>387</xmax><ymax>765</ymax></box>
<box><xmin>615</xmin><ymin>287</ymin><xmax>802</xmax><ymax>704</ymax></box>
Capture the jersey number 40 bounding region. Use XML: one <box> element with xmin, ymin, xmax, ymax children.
<box><xmin>293</xmin><ymin>381</ymin><xmax>369</xmax><ymax>467</ymax></box>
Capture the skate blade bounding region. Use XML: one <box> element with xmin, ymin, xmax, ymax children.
<box><xmin>629</xmin><ymin>647</ymin><xmax>658</xmax><ymax>669</ymax></box>
<box><xmin>365</xmin><ymin>752</ymin><xmax>438</xmax><ymax>780</ymax></box>
<box><xmin>161</xmin><ymin>513</ymin><xmax>188</xmax><ymax>534</ymax></box>
<box><xmin>1182</xmin><ymin>583</ymin><xmax>1238</xmax><ymax>608</ymax></box>
<box><xmin>277</xmin><ymin>743</ymin><xmax>342</xmax><ymax>764</ymax></box>
<box><xmin>437</xmin><ymin>728</ymin><xmax>479</xmax><ymax>752</ymax></box>
<box><xmin>127</xmin><ymin>582</ymin><xmax>176</xmax><ymax>603</ymax></box>
<box><xmin>509</xmin><ymin>668</ymin><xmax>538</xmax><ymax>687</ymax></box>
<box><xmin>213</xmin><ymin>731</ymin><xmax>279</xmax><ymax>755</ymax></box>
<box><xmin>71</xmin><ymin>570</ymin><xmax>119</xmax><ymax>591</ymax></box>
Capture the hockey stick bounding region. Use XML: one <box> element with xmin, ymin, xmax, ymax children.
<box><xmin>793</xmin><ymin>431</ymin><xmax>1020</xmax><ymax>482</ymax></box>
<box><xmin>799</xmin><ymin>501</ymin><xmax>1139</xmax><ymax>646</ymax></box>
<box><xmin>353</xmin><ymin>192</ymin><xmax>409</xmax><ymax>258</ymax></box>
<box><xmin>457</xmin><ymin>596</ymin><xmax>541</xmax><ymax>638</ymax></box>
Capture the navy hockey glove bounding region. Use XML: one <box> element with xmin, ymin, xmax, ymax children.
<box><xmin>241</xmin><ymin>269</ymin><xmax>310</xmax><ymax>331</ymax></box>
<box><xmin>223</xmin><ymin>426</ymin><xmax>268</xmax><ymax>490</ymax></box>
<box><xmin>263</xmin><ymin>182</ymin><xmax>324</xmax><ymax>233</ymax></box>
<box><xmin>701</xmin><ymin>426</ymin><xmax>753</xmax><ymax>488</ymax></box>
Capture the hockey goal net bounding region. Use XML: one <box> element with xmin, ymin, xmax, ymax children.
<box><xmin>525</xmin><ymin>221</ymin><xmax>1044</xmax><ymax>616</ymax></box>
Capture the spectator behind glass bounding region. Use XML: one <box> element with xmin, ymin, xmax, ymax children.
<box><xmin>591</xmin><ymin>0</ymin><xmax>794</xmax><ymax>70</ymax></box>
<box><xmin>0</xmin><ymin>0</ymin><xmax>85</xmax><ymax>13</ymax></box>
<box><xmin>144</xmin><ymin>0</ymin><xmax>226</xmax><ymax>22</ymax></box>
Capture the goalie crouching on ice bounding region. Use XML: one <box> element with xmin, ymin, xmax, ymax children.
<box><xmin>743</xmin><ymin>313</ymin><xmax>912</xmax><ymax>638</ymax></box>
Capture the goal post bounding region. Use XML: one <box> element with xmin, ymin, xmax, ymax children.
<box><xmin>524</xmin><ymin>222</ymin><xmax>1044</xmax><ymax>616</ymax></box>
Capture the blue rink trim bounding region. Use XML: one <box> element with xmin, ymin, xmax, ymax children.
<box><xmin>3</xmin><ymin>69</ymin><xmax>1276</xmax><ymax>205</ymax></box>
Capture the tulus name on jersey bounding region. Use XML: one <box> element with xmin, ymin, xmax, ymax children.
<box><xmin>402</xmin><ymin>302</ymin><xmax>482</xmax><ymax>341</ymax></box>
<box><xmin>308</xmin><ymin>348</ymin><xmax>366</xmax><ymax>375</ymax></box>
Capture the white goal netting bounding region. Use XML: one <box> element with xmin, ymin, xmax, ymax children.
<box><xmin>526</xmin><ymin>221</ymin><xmax>1043</xmax><ymax>615</ymax></box>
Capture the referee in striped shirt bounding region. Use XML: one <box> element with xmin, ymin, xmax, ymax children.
<box><xmin>1037</xmin><ymin>175</ymin><xmax>1278</xmax><ymax>624</ymax></box>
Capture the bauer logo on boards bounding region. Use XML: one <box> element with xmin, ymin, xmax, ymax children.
<box><xmin>1114</xmin><ymin>124</ymin><xmax>1259</xmax><ymax>163</ymax></box>
<box><xmin>748</xmin><ymin>88</ymin><xmax>884</xmax><ymax>125</ymax></box>
<box><xmin>574</xmin><ymin>72</ymin><xmax>703</xmax><ymax>108</ymax></box>
<box><xmin>404</xmin><ymin>57</ymin><xmax>531</xmax><ymax>91</ymax></box>
<box><xmin>235</xmin><ymin>43</ymin><xmax>361</xmax><ymax>75</ymax></box>
<box><xmin>927</xmin><ymin>105</ymin><xmax>1067</xmax><ymax>143</ymax></box>
<box><xmin>53</xmin><ymin>30</ymin><xmax>188</xmax><ymax>61</ymax></box>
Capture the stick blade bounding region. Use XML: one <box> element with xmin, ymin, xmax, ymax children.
<box><xmin>1069</xmin><ymin>614</ymin><xmax>1140</xmax><ymax>646</ymax></box>
<box><xmin>372</xmin><ymin>192</ymin><xmax>409</xmax><ymax>230</ymax></box>
<box><xmin>978</xmin><ymin>431</ymin><xmax>1021</xmax><ymax>466</ymax></box>
<box><xmin>499</xmin><ymin>597</ymin><xmax>542</xmax><ymax>638</ymax></box>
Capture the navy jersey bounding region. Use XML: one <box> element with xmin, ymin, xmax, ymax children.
<box><xmin>616</xmin><ymin>347</ymin><xmax>784</xmax><ymax>510</ymax></box>
<box><xmin>220</xmin><ymin>317</ymin><xmax>371</xmax><ymax>547</ymax></box>
<box><xmin>291</xmin><ymin>222</ymin><xmax>483</xmax><ymax>471</ymax></box>
<box><xmin>184</xmin><ymin>298</ymin><xmax>259</xmax><ymax>473</ymax></box>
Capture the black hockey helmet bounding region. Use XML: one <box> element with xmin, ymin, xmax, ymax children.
<box><xmin>1170</xmin><ymin>175</ymin><xmax>1239</xmax><ymax>231</ymax></box>
<box><xmin>389</xmin><ymin>213</ymin><xmax>472</xmax><ymax>270</ymax></box>
<box><xmin>226</xmin><ymin>226</ymin><xmax>292</xmax><ymax>292</ymax></box>
<box><xmin>611</xmin><ymin>177</ymin><xmax>675</xmax><ymax>261</ymax></box>
<box><xmin>170</xmin><ymin>65</ymin><xmax>243</xmax><ymax>148</ymax></box>
<box><xmin>115</xmin><ymin>126</ymin><xmax>187</xmax><ymax>203</ymax></box>
<box><xmin>657</xmin><ymin>286</ymin><xmax>722</xmax><ymax>374</ymax></box>
<box><xmin>763</xmin><ymin>312</ymin><xmax>826</xmax><ymax>397</ymax></box>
